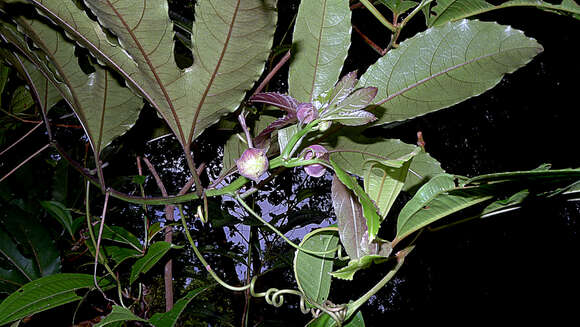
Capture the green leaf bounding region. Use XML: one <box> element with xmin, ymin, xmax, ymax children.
<box><xmin>293</xmin><ymin>228</ymin><xmax>339</xmax><ymax>306</ymax></box>
<box><xmin>94</xmin><ymin>305</ymin><xmax>147</xmax><ymax>327</ymax></box>
<box><xmin>323</xmin><ymin>110</ymin><xmax>377</xmax><ymax>127</ymax></box>
<box><xmin>9</xmin><ymin>85</ymin><xmax>34</xmax><ymax>113</ymax></box>
<box><xmin>0</xmin><ymin>273</ymin><xmax>112</xmax><ymax>326</ymax></box>
<box><xmin>0</xmin><ymin>16</ymin><xmax>142</xmax><ymax>157</ymax></box>
<box><xmin>86</xmin><ymin>242</ymin><xmax>142</xmax><ymax>269</ymax></box>
<box><xmin>278</xmin><ymin>125</ymin><xmax>299</xmax><ymax>155</ymax></box>
<box><xmin>40</xmin><ymin>200</ymin><xmax>74</xmax><ymax>238</ymax></box>
<box><xmin>289</xmin><ymin>0</ymin><xmax>352</xmax><ymax>102</ymax></box>
<box><xmin>363</xmin><ymin>149</ymin><xmax>418</xmax><ymax>219</ymax></box>
<box><xmin>307</xmin><ymin>310</ymin><xmax>365</xmax><ymax>327</ymax></box>
<box><xmin>0</xmin><ymin>207</ymin><xmax>61</xmax><ymax>288</ymax></box>
<box><xmin>395</xmin><ymin>178</ymin><xmax>495</xmax><ymax>243</ymax></box>
<box><xmin>379</xmin><ymin>0</ymin><xmax>419</xmax><ymax>15</ymax></box>
<box><xmin>0</xmin><ymin>63</ymin><xmax>10</xmax><ymax>98</ymax></box>
<box><xmin>147</xmin><ymin>222</ymin><xmax>164</xmax><ymax>243</ymax></box>
<box><xmin>331</xmin><ymin>160</ymin><xmax>381</xmax><ymax>242</ymax></box>
<box><xmin>331</xmin><ymin>254</ymin><xmax>389</xmax><ymax>281</ymax></box>
<box><xmin>130</xmin><ymin>241</ymin><xmax>173</xmax><ymax>284</ymax></box>
<box><xmin>428</xmin><ymin>0</ymin><xmax>580</xmax><ymax>26</ymax></box>
<box><xmin>93</xmin><ymin>224</ymin><xmax>143</xmax><ymax>252</ymax></box>
<box><xmin>149</xmin><ymin>285</ymin><xmax>214</xmax><ymax>327</ymax></box>
<box><xmin>462</xmin><ymin>168</ymin><xmax>580</xmax><ymax>186</ymax></box>
<box><xmin>482</xmin><ymin>189</ymin><xmax>530</xmax><ymax>217</ymax></box>
<box><xmin>398</xmin><ymin>174</ymin><xmax>456</xmax><ymax>228</ymax></box>
<box><xmin>0</xmin><ymin>44</ymin><xmax>61</xmax><ymax>116</ymax></box>
<box><xmin>359</xmin><ymin>20</ymin><xmax>543</xmax><ymax>127</ymax></box>
<box><xmin>325</xmin><ymin>135</ymin><xmax>442</xmax><ymax>193</ymax></box>
<box><xmin>221</xmin><ymin>133</ymin><xmax>247</xmax><ymax>177</ymax></box>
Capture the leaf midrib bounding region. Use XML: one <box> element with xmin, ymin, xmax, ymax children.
<box><xmin>309</xmin><ymin>0</ymin><xmax>328</xmax><ymax>102</ymax></box>
<box><xmin>104</xmin><ymin>0</ymin><xmax>186</xmax><ymax>144</ymax></box>
<box><xmin>375</xmin><ymin>45</ymin><xmax>540</xmax><ymax>107</ymax></box>
<box><xmin>189</xmin><ymin>0</ymin><xmax>242</xmax><ymax>143</ymax></box>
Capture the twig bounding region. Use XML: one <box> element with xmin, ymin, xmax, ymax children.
<box><xmin>0</xmin><ymin>143</ymin><xmax>50</xmax><ymax>183</ymax></box>
<box><xmin>142</xmin><ymin>157</ymin><xmax>174</xmax><ymax>312</ymax></box>
<box><xmin>253</xmin><ymin>50</ymin><xmax>291</xmax><ymax>97</ymax></box>
<box><xmin>93</xmin><ymin>190</ymin><xmax>117</xmax><ymax>303</ymax></box>
<box><xmin>0</xmin><ymin>122</ymin><xmax>43</xmax><ymax>157</ymax></box>
<box><xmin>352</xmin><ymin>24</ymin><xmax>386</xmax><ymax>56</ymax></box>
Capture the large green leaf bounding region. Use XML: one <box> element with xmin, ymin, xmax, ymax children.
<box><xmin>94</xmin><ymin>306</ymin><xmax>147</xmax><ymax>327</ymax></box>
<box><xmin>0</xmin><ymin>207</ymin><xmax>60</xmax><ymax>293</ymax></box>
<box><xmin>396</xmin><ymin>168</ymin><xmax>580</xmax><ymax>242</ymax></box>
<box><xmin>149</xmin><ymin>285</ymin><xmax>214</xmax><ymax>327</ymax></box>
<box><xmin>363</xmin><ymin>149</ymin><xmax>419</xmax><ymax>219</ymax></box>
<box><xmin>0</xmin><ymin>273</ymin><xmax>112</xmax><ymax>326</ymax></box>
<box><xmin>395</xmin><ymin>177</ymin><xmax>494</xmax><ymax>243</ymax></box>
<box><xmin>129</xmin><ymin>241</ymin><xmax>174</xmax><ymax>284</ymax></box>
<box><xmin>427</xmin><ymin>0</ymin><xmax>580</xmax><ymax>26</ymax></box>
<box><xmin>293</xmin><ymin>228</ymin><xmax>339</xmax><ymax>306</ymax></box>
<box><xmin>8</xmin><ymin>0</ymin><xmax>277</xmax><ymax>147</ymax></box>
<box><xmin>0</xmin><ymin>16</ymin><xmax>142</xmax><ymax>158</ymax></box>
<box><xmin>359</xmin><ymin>20</ymin><xmax>543</xmax><ymax>126</ymax></box>
<box><xmin>324</xmin><ymin>134</ymin><xmax>443</xmax><ymax>192</ymax></box>
<box><xmin>289</xmin><ymin>0</ymin><xmax>351</xmax><ymax>102</ymax></box>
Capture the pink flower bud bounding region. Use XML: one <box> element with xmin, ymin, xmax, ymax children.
<box><xmin>303</xmin><ymin>145</ymin><xmax>327</xmax><ymax>178</ymax></box>
<box><xmin>236</xmin><ymin>148</ymin><xmax>268</xmax><ymax>181</ymax></box>
<box><xmin>296</xmin><ymin>103</ymin><xmax>318</xmax><ymax>124</ymax></box>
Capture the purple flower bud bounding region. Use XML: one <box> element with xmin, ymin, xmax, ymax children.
<box><xmin>303</xmin><ymin>145</ymin><xmax>327</xmax><ymax>178</ymax></box>
<box><xmin>236</xmin><ymin>148</ymin><xmax>268</xmax><ymax>181</ymax></box>
<box><xmin>296</xmin><ymin>102</ymin><xmax>319</xmax><ymax>124</ymax></box>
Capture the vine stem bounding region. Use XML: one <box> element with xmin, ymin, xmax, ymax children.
<box><xmin>235</xmin><ymin>194</ymin><xmax>338</xmax><ymax>256</ymax></box>
<box><xmin>0</xmin><ymin>143</ymin><xmax>50</xmax><ymax>183</ymax></box>
<box><xmin>142</xmin><ymin>157</ymin><xmax>175</xmax><ymax>312</ymax></box>
<box><xmin>178</xmin><ymin>205</ymin><xmax>311</xmax><ymax>315</ymax></box>
<box><xmin>85</xmin><ymin>182</ymin><xmax>122</xmax><ymax>305</ymax></box>
<box><xmin>178</xmin><ymin>205</ymin><xmax>251</xmax><ymax>292</ymax></box>
<box><xmin>348</xmin><ymin>247</ymin><xmax>413</xmax><ymax>315</ymax></box>
<box><xmin>0</xmin><ymin>121</ymin><xmax>43</xmax><ymax>157</ymax></box>
<box><xmin>359</xmin><ymin>0</ymin><xmax>397</xmax><ymax>32</ymax></box>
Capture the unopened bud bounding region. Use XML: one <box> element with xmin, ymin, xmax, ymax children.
<box><xmin>303</xmin><ymin>145</ymin><xmax>328</xmax><ymax>178</ymax></box>
<box><xmin>236</xmin><ymin>148</ymin><xmax>268</xmax><ymax>181</ymax></box>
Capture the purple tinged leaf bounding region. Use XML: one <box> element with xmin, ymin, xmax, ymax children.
<box><xmin>250</xmin><ymin>92</ymin><xmax>299</xmax><ymax>113</ymax></box>
<box><xmin>336</xmin><ymin>87</ymin><xmax>378</xmax><ymax>111</ymax></box>
<box><xmin>236</xmin><ymin>148</ymin><xmax>269</xmax><ymax>181</ymax></box>
<box><xmin>331</xmin><ymin>174</ymin><xmax>367</xmax><ymax>260</ymax></box>
<box><xmin>253</xmin><ymin>114</ymin><xmax>297</xmax><ymax>149</ymax></box>
<box><xmin>303</xmin><ymin>145</ymin><xmax>328</xmax><ymax>178</ymax></box>
<box><xmin>325</xmin><ymin>110</ymin><xmax>377</xmax><ymax>126</ymax></box>
<box><xmin>296</xmin><ymin>102</ymin><xmax>319</xmax><ymax>124</ymax></box>
<box><xmin>327</xmin><ymin>71</ymin><xmax>359</xmax><ymax>108</ymax></box>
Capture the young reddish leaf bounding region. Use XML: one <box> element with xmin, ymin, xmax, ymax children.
<box><xmin>335</xmin><ymin>87</ymin><xmax>378</xmax><ymax>112</ymax></box>
<box><xmin>296</xmin><ymin>102</ymin><xmax>319</xmax><ymax>124</ymax></box>
<box><xmin>325</xmin><ymin>70</ymin><xmax>359</xmax><ymax>109</ymax></box>
<box><xmin>250</xmin><ymin>92</ymin><xmax>299</xmax><ymax>113</ymax></box>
